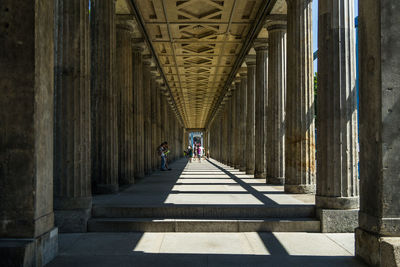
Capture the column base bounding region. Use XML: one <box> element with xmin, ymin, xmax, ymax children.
<box><xmin>267</xmin><ymin>176</ymin><xmax>285</xmax><ymax>185</ymax></box>
<box><xmin>254</xmin><ymin>172</ymin><xmax>266</xmax><ymax>179</ymax></box>
<box><xmin>94</xmin><ymin>183</ymin><xmax>119</xmax><ymax>194</ymax></box>
<box><xmin>317</xmin><ymin>209</ymin><xmax>358</xmax><ymax>233</ymax></box>
<box><xmin>284</xmin><ymin>184</ymin><xmax>315</xmax><ymax>194</ymax></box>
<box><xmin>239</xmin><ymin>166</ymin><xmax>246</xmax><ymax>172</ymax></box>
<box><xmin>135</xmin><ymin>172</ymin><xmax>145</xmax><ymax>179</ymax></box>
<box><xmin>316</xmin><ymin>195</ymin><xmax>359</xmax><ymax>209</ymax></box>
<box><xmin>54</xmin><ymin>196</ymin><xmax>92</xmax><ymax>233</ymax></box>
<box><xmin>356</xmin><ymin>227</ymin><xmax>400</xmax><ymax>266</ymax></box>
<box><xmin>55</xmin><ymin>209</ymin><xmax>91</xmax><ymax>233</ymax></box>
<box><xmin>0</xmin><ymin>228</ymin><xmax>58</xmax><ymax>267</ymax></box>
<box><xmin>246</xmin><ymin>169</ymin><xmax>255</xmax><ymax>175</ymax></box>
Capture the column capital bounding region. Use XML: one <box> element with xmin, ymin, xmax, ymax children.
<box><xmin>245</xmin><ymin>55</ymin><xmax>256</xmax><ymax>66</ymax></box>
<box><xmin>254</xmin><ymin>39</ymin><xmax>268</xmax><ymax>51</ymax></box>
<box><xmin>142</xmin><ymin>54</ymin><xmax>153</xmax><ymax>66</ymax></box>
<box><xmin>239</xmin><ymin>71</ymin><xmax>247</xmax><ymax>78</ymax></box>
<box><xmin>132</xmin><ymin>38</ymin><xmax>146</xmax><ymax>52</ymax></box>
<box><xmin>265</xmin><ymin>15</ymin><xmax>287</xmax><ymax>32</ymax></box>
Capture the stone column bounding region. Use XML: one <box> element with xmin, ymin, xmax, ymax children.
<box><xmin>143</xmin><ymin>56</ymin><xmax>152</xmax><ymax>175</ymax></box>
<box><xmin>239</xmin><ymin>72</ymin><xmax>248</xmax><ymax>171</ymax></box>
<box><xmin>222</xmin><ymin>100</ymin><xmax>229</xmax><ymax>164</ymax></box>
<box><xmin>90</xmin><ymin>0</ymin><xmax>119</xmax><ymax>193</ymax></box>
<box><xmin>231</xmin><ymin>83</ymin><xmax>238</xmax><ymax>168</ymax></box>
<box><xmin>285</xmin><ymin>0</ymin><xmax>316</xmax><ymax>193</ymax></box>
<box><xmin>245</xmin><ymin>56</ymin><xmax>256</xmax><ymax>174</ymax></box>
<box><xmin>132</xmin><ymin>42</ymin><xmax>145</xmax><ymax>178</ymax></box>
<box><xmin>316</xmin><ymin>0</ymin><xmax>359</xmax><ymax>232</ymax></box>
<box><xmin>54</xmin><ymin>0</ymin><xmax>92</xmax><ymax>233</ymax></box>
<box><xmin>0</xmin><ymin>1</ymin><xmax>58</xmax><ymax>265</ymax></box>
<box><xmin>228</xmin><ymin>92</ymin><xmax>234</xmax><ymax>166</ymax></box>
<box><xmin>184</xmin><ymin>130</ymin><xmax>189</xmax><ymax>150</ymax></box>
<box><xmin>355</xmin><ymin>1</ymin><xmax>400</xmax><ymax>266</ymax></box>
<box><xmin>234</xmin><ymin>79</ymin><xmax>242</xmax><ymax>169</ymax></box>
<box><xmin>266</xmin><ymin>18</ymin><xmax>287</xmax><ymax>185</ymax></box>
<box><xmin>156</xmin><ymin>83</ymin><xmax>163</xmax><ymax>153</ymax></box>
<box><xmin>150</xmin><ymin>76</ymin><xmax>158</xmax><ymax>171</ymax></box>
<box><xmin>116</xmin><ymin>20</ymin><xmax>135</xmax><ymax>185</ymax></box>
<box><xmin>225</xmin><ymin>95</ymin><xmax>232</xmax><ymax>165</ymax></box>
<box><xmin>254</xmin><ymin>42</ymin><xmax>268</xmax><ymax>179</ymax></box>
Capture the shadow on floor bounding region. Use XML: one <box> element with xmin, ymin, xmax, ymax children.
<box><xmin>46</xmin><ymin>232</ymin><xmax>366</xmax><ymax>267</ymax></box>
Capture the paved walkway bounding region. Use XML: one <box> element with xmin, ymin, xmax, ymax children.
<box><xmin>46</xmin><ymin>159</ymin><xmax>366</xmax><ymax>267</ymax></box>
<box><xmin>93</xmin><ymin>158</ymin><xmax>315</xmax><ymax>207</ymax></box>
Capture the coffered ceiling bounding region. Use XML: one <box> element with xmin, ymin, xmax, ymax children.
<box><xmin>134</xmin><ymin>0</ymin><xmax>264</xmax><ymax>128</ymax></box>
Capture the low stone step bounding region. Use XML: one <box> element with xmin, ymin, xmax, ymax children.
<box><xmin>88</xmin><ymin>218</ymin><xmax>320</xmax><ymax>233</ymax></box>
<box><xmin>92</xmin><ymin>205</ymin><xmax>316</xmax><ymax>219</ymax></box>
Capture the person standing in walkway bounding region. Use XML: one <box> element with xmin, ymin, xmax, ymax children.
<box><xmin>193</xmin><ymin>145</ymin><xmax>197</xmax><ymax>161</ymax></box>
<box><xmin>197</xmin><ymin>145</ymin><xmax>202</xmax><ymax>163</ymax></box>
<box><xmin>158</xmin><ymin>142</ymin><xmax>171</xmax><ymax>171</ymax></box>
<box><xmin>187</xmin><ymin>146</ymin><xmax>193</xmax><ymax>163</ymax></box>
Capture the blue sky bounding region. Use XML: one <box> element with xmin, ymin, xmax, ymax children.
<box><xmin>313</xmin><ymin>0</ymin><xmax>359</xmax><ymax>72</ymax></box>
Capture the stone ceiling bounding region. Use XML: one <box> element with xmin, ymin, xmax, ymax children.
<box><xmin>133</xmin><ymin>0</ymin><xmax>265</xmax><ymax>128</ymax></box>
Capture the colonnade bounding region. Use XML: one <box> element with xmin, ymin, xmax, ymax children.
<box><xmin>0</xmin><ymin>0</ymin><xmax>183</xmax><ymax>265</ymax></box>
<box><xmin>0</xmin><ymin>0</ymin><xmax>399</xmax><ymax>266</ymax></box>
<box><xmin>208</xmin><ymin>1</ymin><xmax>400</xmax><ymax>265</ymax></box>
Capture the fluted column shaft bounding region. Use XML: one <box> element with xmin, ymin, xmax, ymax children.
<box><xmin>116</xmin><ymin>21</ymin><xmax>134</xmax><ymax>185</ymax></box>
<box><xmin>231</xmin><ymin>85</ymin><xmax>238</xmax><ymax>167</ymax></box>
<box><xmin>54</xmin><ymin>0</ymin><xmax>92</xmax><ymax>232</ymax></box>
<box><xmin>157</xmin><ymin>86</ymin><xmax>163</xmax><ymax>149</ymax></box>
<box><xmin>285</xmin><ymin>0</ymin><xmax>316</xmax><ymax>193</ymax></box>
<box><xmin>132</xmin><ymin>45</ymin><xmax>145</xmax><ymax>178</ymax></box>
<box><xmin>223</xmin><ymin>102</ymin><xmax>230</xmax><ymax>164</ymax></box>
<box><xmin>90</xmin><ymin>0</ymin><xmax>119</xmax><ymax>193</ymax></box>
<box><xmin>316</xmin><ymin>0</ymin><xmax>358</xmax><ymax>211</ymax></box>
<box><xmin>255</xmin><ymin>45</ymin><xmax>268</xmax><ymax>178</ymax></box>
<box><xmin>228</xmin><ymin>95</ymin><xmax>234</xmax><ymax>166</ymax></box>
<box><xmin>245</xmin><ymin>57</ymin><xmax>256</xmax><ymax>174</ymax></box>
<box><xmin>151</xmin><ymin>79</ymin><xmax>158</xmax><ymax>171</ymax></box>
<box><xmin>143</xmin><ymin>60</ymin><xmax>152</xmax><ymax>175</ymax></box>
<box><xmin>234</xmin><ymin>81</ymin><xmax>241</xmax><ymax>169</ymax></box>
<box><xmin>267</xmin><ymin>22</ymin><xmax>287</xmax><ymax>185</ymax></box>
<box><xmin>239</xmin><ymin>74</ymin><xmax>248</xmax><ymax>171</ymax></box>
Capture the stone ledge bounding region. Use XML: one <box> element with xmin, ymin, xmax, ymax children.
<box><xmin>55</xmin><ymin>209</ymin><xmax>91</xmax><ymax>233</ymax></box>
<box><xmin>0</xmin><ymin>227</ymin><xmax>58</xmax><ymax>267</ymax></box>
<box><xmin>356</xmin><ymin>227</ymin><xmax>400</xmax><ymax>266</ymax></box>
<box><xmin>317</xmin><ymin>209</ymin><xmax>358</xmax><ymax>233</ymax></box>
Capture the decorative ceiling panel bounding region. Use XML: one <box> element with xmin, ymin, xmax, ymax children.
<box><xmin>135</xmin><ymin>0</ymin><xmax>263</xmax><ymax>128</ymax></box>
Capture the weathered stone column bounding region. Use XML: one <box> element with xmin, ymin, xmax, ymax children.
<box><xmin>316</xmin><ymin>0</ymin><xmax>359</xmax><ymax>232</ymax></box>
<box><xmin>90</xmin><ymin>0</ymin><xmax>119</xmax><ymax>193</ymax></box>
<box><xmin>227</xmin><ymin>91</ymin><xmax>233</xmax><ymax>166</ymax></box>
<box><xmin>245</xmin><ymin>56</ymin><xmax>256</xmax><ymax>174</ymax></box>
<box><xmin>231</xmin><ymin>83</ymin><xmax>238</xmax><ymax>168</ymax></box>
<box><xmin>156</xmin><ymin>82</ymin><xmax>163</xmax><ymax>152</ymax></box>
<box><xmin>54</xmin><ymin>0</ymin><xmax>92</xmax><ymax>232</ymax></box>
<box><xmin>239</xmin><ymin>72</ymin><xmax>248</xmax><ymax>171</ymax></box>
<box><xmin>234</xmin><ymin>79</ymin><xmax>242</xmax><ymax>169</ymax></box>
<box><xmin>355</xmin><ymin>1</ymin><xmax>400</xmax><ymax>266</ymax></box>
<box><xmin>266</xmin><ymin>18</ymin><xmax>287</xmax><ymax>185</ymax></box>
<box><xmin>254</xmin><ymin>42</ymin><xmax>268</xmax><ymax>179</ymax></box>
<box><xmin>143</xmin><ymin>56</ymin><xmax>152</xmax><ymax>175</ymax></box>
<box><xmin>0</xmin><ymin>1</ymin><xmax>58</xmax><ymax>265</ymax></box>
<box><xmin>285</xmin><ymin>0</ymin><xmax>316</xmax><ymax>193</ymax></box>
<box><xmin>132</xmin><ymin>41</ymin><xmax>145</xmax><ymax>178</ymax></box>
<box><xmin>116</xmin><ymin>20</ymin><xmax>135</xmax><ymax>185</ymax></box>
<box><xmin>222</xmin><ymin>97</ymin><xmax>230</xmax><ymax>164</ymax></box>
<box><xmin>150</xmin><ymin>75</ymin><xmax>158</xmax><ymax>171</ymax></box>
